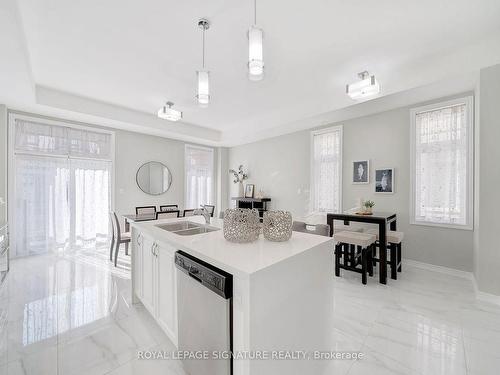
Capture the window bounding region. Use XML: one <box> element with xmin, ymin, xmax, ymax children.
<box><xmin>310</xmin><ymin>126</ymin><xmax>343</xmax><ymax>213</ymax></box>
<box><xmin>410</xmin><ymin>97</ymin><xmax>473</xmax><ymax>229</ymax></box>
<box><xmin>9</xmin><ymin>114</ymin><xmax>114</xmax><ymax>257</ymax></box>
<box><xmin>185</xmin><ymin>144</ymin><xmax>214</xmax><ymax>209</ymax></box>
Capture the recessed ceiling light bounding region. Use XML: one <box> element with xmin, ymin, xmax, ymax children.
<box><xmin>158</xmin><ymin>102</ymin><xmax>182</xmax><ymax>121</ymax></box>
<box><xmin>346</xmin><ymin>71</ymin><xmax>380</xmax><ymax>100</ymax></box>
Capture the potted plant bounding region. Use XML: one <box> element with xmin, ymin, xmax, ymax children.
<box><xmin>363</xmin><ymin>200</ymin><xmax>375</xmax><ymax>214</ymax></box>
<box><xmin>229</xmin><ymin>165</ymin><xmax>248</xmax><ymax>197</ymax></box>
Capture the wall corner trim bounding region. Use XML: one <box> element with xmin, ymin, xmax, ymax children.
<box><xmin>471</xmin><ymin>275</ymin><xmax>500</xmax><ymax>306</ymax></box>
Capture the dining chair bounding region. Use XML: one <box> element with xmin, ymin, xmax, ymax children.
<box><xmin>292</xmin><ymin>221</ymin><xmax>330</xmax><ymax>237</ymax></box>
<box><xmin>109</xmin><ymin>212</ymin><xmax>116</xmax><ymax>261</ymax></box>
<box><xmin>159</xmin><ymin>204</ymin><xmax>179</xmax><ymax>212</ymax></box>
<box><xmin>366</xmin><ymin>228</ymin><xmax>404</xmax><ymax>280</ymax></box>
<box><xmin>202</xmin><ymin>205</ymin><xmax>215</xmax><ymax>217</ymax></box>
<box><xmin>113</xmin><ymin>212</ymin><xmax>131</xmax><ymax>267</ymax></box>
<box><xmin>156</xmin><ymin>210</ymin><xmax>180</xmax><ymax>219</ymax></box>
<box><xmin>334</xmin><ymin>231</ymin><xmax>376</xmax><ymax>285</ymax></box>
<box><xmin>135</xmin><ymin>206</ymin><xmax>156</xmax><ymax>215</ymax></box>
<box><xmin>183</xmin><ymin>209</ymin><xmax>196</xmax><ymax>217</ymax></box>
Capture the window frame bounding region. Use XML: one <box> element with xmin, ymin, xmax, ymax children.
<box><xmin>409</xmin><ymin>96</ymin><xmax>474</xmax><ymax>230</ymax></box>
<box><xmin>310</xmin><ymin>125</ymin><xmax>343</xmax><ymax>215</ymax></box>
<box><xmin>184</xmin><ymin>143</ymin><xmax>215</xmax><ymax>209</ymax></box>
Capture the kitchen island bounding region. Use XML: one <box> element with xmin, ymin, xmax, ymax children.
<box><xmin>129</xmin><ymin>215</ymin><xmax>335</xmax><ymax>375</ymax></box>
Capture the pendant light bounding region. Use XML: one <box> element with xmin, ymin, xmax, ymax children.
<box><xmin>157</xmin><ymin>101</ymin><xmax>182</xmax><ymax>121</ymax></box>
<box><xmin>196</xmin><ymin>18</ymin><xmax>210</xmax><ymax>107</ymax></box>
<box><xmin>248</xmin><ymin>0</ymin><xmax>264</xmax><ymax>81</ymax></box>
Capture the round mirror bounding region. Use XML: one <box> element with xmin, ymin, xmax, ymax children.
<box><xmin>136</xmin><ymin>161</ymin><xmax>172</xmax><ymax>195</ymax></box>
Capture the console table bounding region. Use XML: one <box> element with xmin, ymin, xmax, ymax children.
<box><xmin>231</xmin><ymin>197</ymin><xmax>271</xmax><ymax>220</ymax></box>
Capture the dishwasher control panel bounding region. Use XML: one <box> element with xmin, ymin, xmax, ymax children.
<box><xmin>175</xmin><ymin>251</ymin><xmax>233</xmax><ymax>299</ymax></box>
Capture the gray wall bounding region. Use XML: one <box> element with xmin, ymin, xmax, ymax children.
<box><xmin>114</xmin><ymin>130</ymin><xmax>187</xmax><ymax>219</ymax></box>
<box><xmin>0</xmin><ymin>105</ymin><xmax>6</xmax><ymax>226</ymax></box>
<box><xmin>475</xmin><ymin>64</ymin><xmax>500</xmax><ymax>295</ymax></box>
<box><xmin>229</xmin><ymin>94</ymin><xmax>474</xmax><ymax>271</ymax></box>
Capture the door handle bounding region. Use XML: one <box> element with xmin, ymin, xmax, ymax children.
<box><xmin>188</xmin><ymin>272</ymin><xmax>202</xmax><ymax>283</ymax></box>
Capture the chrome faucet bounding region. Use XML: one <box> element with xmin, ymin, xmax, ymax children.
<box><xmin>194</xmin><ymin>206</ymin><xmax>211</xmax><ymax>224</ymax></box>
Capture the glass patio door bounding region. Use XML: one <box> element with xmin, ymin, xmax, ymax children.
<box><xmin>10</xmin><ymin>115</ymin><xmax>113</xmax><ymax>257</ymax></box>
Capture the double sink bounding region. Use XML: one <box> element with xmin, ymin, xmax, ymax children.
<box><xmin>156</xmin><ymin>221</ymin><xmax>220</xmax><ymax>236</ymax></box>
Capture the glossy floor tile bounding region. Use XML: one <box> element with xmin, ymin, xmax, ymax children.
<box><xmin>1</xmin><ymin>247</ymin><xmax>500</xmax><ymax>374</ymax></box>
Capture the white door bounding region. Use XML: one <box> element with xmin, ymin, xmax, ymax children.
<box><xmin>156</xmin><ymin>243</ymin><xmax>178</xmax><ymax>345</ymax></box>
<box><xmin>141</xmin><ymin>235</ymin><xmax>156</xmax><ymax>314</ymax></box>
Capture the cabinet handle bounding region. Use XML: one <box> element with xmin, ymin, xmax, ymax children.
<box><xmin>137</xmin><ymin>234</ymin><xmax>142</xmax><ymax>246</ymax></box>
<box><xmin>151</xmin><ymin>243</ymin><xmax>158</xmax><ymax>257</ymax></box>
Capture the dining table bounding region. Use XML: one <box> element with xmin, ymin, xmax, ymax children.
<box><xmin>123</xmin><ymin>214</ymin><xmax>157</xmax><ymax>232</ymax></box>
<box><xmin>326</xmin><ymin>211</ymin><xmax>397</xmax><ymax>285</ymax></box>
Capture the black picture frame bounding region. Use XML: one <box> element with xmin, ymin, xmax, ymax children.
<box><xmin>375</xmin><ymin>168</ymin><xmax>394</xmax><ymax>194</ymax></box>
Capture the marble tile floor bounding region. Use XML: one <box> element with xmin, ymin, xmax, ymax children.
<box><xmin>1</xmin><ymin>248</ymin><xmax>500</xmax><ymax>375</ymax></box>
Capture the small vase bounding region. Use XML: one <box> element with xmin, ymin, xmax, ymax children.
<box><xmin>364</xmin><ymin>206</ymin><xmax>373</xmax><ymax>214</ymax></box>
<box><xmin>238</xmin><ymin>182</ymin><xmax>244</xmax><ymax>197</ymax></box>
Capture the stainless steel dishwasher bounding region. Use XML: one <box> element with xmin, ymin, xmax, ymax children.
<box><xmin>175</xmin><ymin>250</ymin><xmax>233</xmax><ymax>375</ymax></box>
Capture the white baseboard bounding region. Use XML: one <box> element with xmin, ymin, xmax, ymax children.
<box><xmin>402</xmin><ymin>258</ymin><xmax>473</xmax><ymax>280</ymax></box>
<box><xmin>403</xmin><ymin>258</ymin><xmax>500</xmax><ymax>306</ymax></box>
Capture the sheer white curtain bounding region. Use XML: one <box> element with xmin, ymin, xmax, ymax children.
<box><xmin>12</xmin><ymin>117</ymin><xmax>113</xmax><ymax>257</ymax></box>
<box><xmin>413</xmin><ymin>101</ymin><xmax>471</xmax><ymax>226</ymax></box>
<box><xmin>311</xmin><ymin>127</ymin><xmax>343</xmax><ymax>213</ymax></box>
<box><xmin>71</xmin><ymin>159</ymin><xmax>111</xmax><ymax>249</ymax></box>
<box><xmin>15</xmin><ymin>155</ymin><xmax>70</xmax><ymax>256</ymax></box>
<box><xmin>185</xmin><ymin>145</ymin><xmax>214</xmax><ymax>209</ymax></box>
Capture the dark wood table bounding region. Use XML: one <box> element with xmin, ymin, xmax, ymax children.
<box><xmin>123</xmin><ymin>214</ymin><xmax>157</xmax><ymax>232</ymax></box>
<box><xmin>327</xmin><ymin>212</ymin><xmax>397</xmax><ymax>285</ymax></box>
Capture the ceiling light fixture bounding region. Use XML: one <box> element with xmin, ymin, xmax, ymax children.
<box><xmin>158</xmin><ymin>101</ymin><xmax>182</xmax><ymax>121</ymax></box>
<box><xmin>196</xmin><ymin>18</ymin><xmax>210</xmax><ymax>107</ymax></box>
<box><xmin>346</xmin><ymin>71</ymin><xmax>380</xmax><ymax>100</ymax></box>
<box><xmin>248</xmin><ymin>0</ymin><xmax>264</xmax><ymax>81</ymax></box>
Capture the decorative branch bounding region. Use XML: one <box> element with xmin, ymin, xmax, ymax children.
<box><xmin>229</xmin><ymin>165</ymin><xmax>248</xmax><ymax>184</ymax></box>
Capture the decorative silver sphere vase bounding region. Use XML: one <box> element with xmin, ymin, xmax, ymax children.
<box><xmin>263</xmin><ymin>210</ymin><xmax>292</xmax><ymax>242</ymax></box>
<box><xmin>223</xmin><ymin>208</ymin><xmax>261</xmax><ymax>243</ymax></box>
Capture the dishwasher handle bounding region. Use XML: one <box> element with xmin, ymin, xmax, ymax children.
<box><xmin>175</xmin><ymin>250</ymin><xmax>233</xmax><ymax>299</ymax></box>
<box><xmin>188</xmin><ymin>271</ymin><xmax>203</xmax><ymax>283</ymax></box>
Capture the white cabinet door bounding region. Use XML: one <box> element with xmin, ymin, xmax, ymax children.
<box><xmin>141</xmin><ymin>234</ymin><xmax>156</xmax><ymax>315</ymax></box>
<box><xmin>156</xmin><ymin>242</ymin><xmax>178</xmax><ymax>345</ymax></box>
<box><xmin>132</xmin><ymin>231</ymin><xmax>143</xmax><ymax>299</ymax></box>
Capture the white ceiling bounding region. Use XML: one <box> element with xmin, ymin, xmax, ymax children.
<box><xmin>1</xmin><ymin>0</ymin><xmax>500</xmax><ymax>146</ymax></box>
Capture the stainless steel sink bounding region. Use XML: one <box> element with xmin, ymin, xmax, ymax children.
<box><xmin>156</xmin><ymin>221</ymin><xmax>202</xmax><ymax>232</ymax></box>
<box><xmin>156</xmin><ymin>221</ymin><xmax>220</xmax><ymax>236</ymax></box>
<box><xmin>173</xmin><ymin>226</ymin><xmax>220</xmax><ymax>236</ymax></box>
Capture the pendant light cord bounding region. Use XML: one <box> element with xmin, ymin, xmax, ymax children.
<box><xmin>254</xmin><ymin>0</ymin><xmax>257</xmax><ymax>25</ymax></box>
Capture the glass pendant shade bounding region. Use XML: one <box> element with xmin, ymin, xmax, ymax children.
<box><xmin>248</xmin><ymin>25</ymin><xmax>264</xmax><ymax>81</ymax></box>
<box><xmin>197</xmin><ymin>70</ymin><xmax>210</xmax><ymax>107</ymax></box>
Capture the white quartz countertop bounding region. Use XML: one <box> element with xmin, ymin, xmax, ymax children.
<box><xmin>129</xmin><ymin>216</ymin><xmax>334</xmax><ymax>277</ymax></box>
